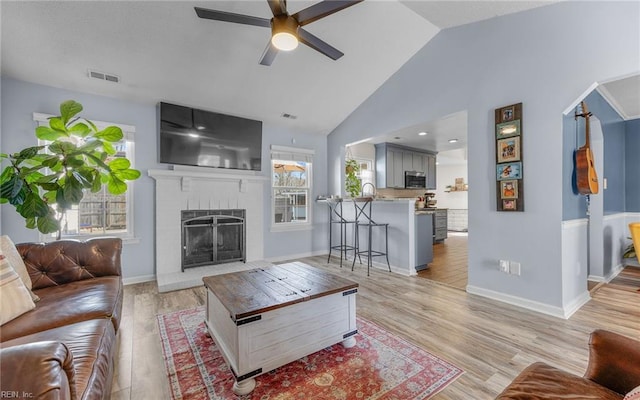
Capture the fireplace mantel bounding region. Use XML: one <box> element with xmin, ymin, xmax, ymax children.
<box><xmin>148</xmin><ymin>168</ymin><xmax>269</xmax><ymax>182</ymax></box>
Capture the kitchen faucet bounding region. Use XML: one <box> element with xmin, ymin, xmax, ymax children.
<box><xmin>361</xmin><ymin>182</ymin><xmax>376</xmax><ymax>198</ymax></box>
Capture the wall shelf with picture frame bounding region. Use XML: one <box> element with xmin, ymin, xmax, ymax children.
<box><xmin>495</xmin><ymin>103</ymin><xmax>524</xmax><ymax>211</ymax></box>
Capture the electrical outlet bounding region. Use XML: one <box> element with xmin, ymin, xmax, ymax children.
<box><xmin>499</xmin><ymin>260</ymin><xmax>510</xmax><ymax>273</ymax></box>
<box><xmin>510</xmin><ymin>261</ymin><xmax>521</xmax><ymax>276</ymax></box>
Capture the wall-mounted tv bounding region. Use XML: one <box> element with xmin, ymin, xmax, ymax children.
<box><xmin>159</xmin><ymin>102</ymin><xmax>262</xmax><ymax>171</ymax></box>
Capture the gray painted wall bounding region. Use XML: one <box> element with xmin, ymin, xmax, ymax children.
<box><xmin>562</xmin><ymin>90</ymin><xmax>626</xmax><ymax>220</ymax></box>
<box><xmin>327</xmin><ymin>1</ymin><xmax>639</xmax><ymax>309</ymax></box>
<box><xmin>1</xmin><ymin>77</ymin><xmax>329</xmax><ymax>279</ymax></box>
<box><xmin>627</xmin><ymin>118</ymin><xmax>640</xmax><ymax>212</ymax></box>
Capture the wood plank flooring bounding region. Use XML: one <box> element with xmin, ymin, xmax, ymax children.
<box><xmin>112</xmin><ymin>258</ymin><xmax>640</xmax><ymax>400</ymax></box>
<box><xmin>417</xmin><ymin>233</ymin><xmax>468</xmax><ymax>290</ymax></box>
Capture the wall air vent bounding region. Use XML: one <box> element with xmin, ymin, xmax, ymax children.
<box><xmin>88</xmin><ymin>69</ymin><xmax>120</xmax><ymax>83</ymax></box>
<box><xmin>281</xmin><ymin>113</ymin><xmax>298</xmax><ymax>120</ymax></box>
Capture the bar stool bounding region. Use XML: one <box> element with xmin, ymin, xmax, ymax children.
<box><xmin>326</xmin><ymin>199</ymin><xmax>356</xmax><ymax>268</ymax></box>
<box><xmin>351</xmin><ymin>198</ymin><xmax>391</xmax><ymax>276</ymax></box>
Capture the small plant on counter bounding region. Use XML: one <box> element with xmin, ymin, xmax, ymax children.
<box><xmin>0</xmin><ymin>100</ymin><xmax>140</xmax><ymax>239</ymax></box>
<box><xmin>345</xmin><ymin>158</ymin><xmax>361</xmax><ymax>198</ymax></box>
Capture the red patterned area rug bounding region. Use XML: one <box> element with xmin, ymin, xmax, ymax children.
<box><xmin>157</xmin><ymin>307</ymin><xmax>463</xmax><ymax>399</ymax></box>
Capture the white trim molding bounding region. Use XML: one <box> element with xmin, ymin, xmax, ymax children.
<box><xmin>466</xmin><ymin>285</ymin><xmax>591</xmax><ymax>319</ymax></box>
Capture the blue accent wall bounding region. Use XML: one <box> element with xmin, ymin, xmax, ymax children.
<box><xmin>562</xmin><ymin>90</ymin><xmax>625</xmax><ymax>220</ymax></box>
<box><xmin>626</xmin><ymin>118</ymin><xmax>640</xmax><ymax>211</ymax></box>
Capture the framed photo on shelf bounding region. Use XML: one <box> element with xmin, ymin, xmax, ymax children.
<box><xmin>496</xmin><ymin>120</ymin><xmax>521</xmax><ymax>139</ymax></box>
<box><xmin>502</xmin><ymin>199</ymin><xmax>517</xmax><ymax>210</ymax></box>
<box><xmin>500</xmin><ymin>180</ymin><xmax>518</xmax><ymax>199</ymax></box>
<box><xmin>497</xmin><ymin>136</ymin><xmax>521</xmax><ymax>163</ymax></box>
<box><xmin>496</xmin><ymin>161</ymin><xmax>522</xmax><ymax>181</ymax></box>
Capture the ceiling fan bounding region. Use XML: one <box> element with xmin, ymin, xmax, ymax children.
<box><xmin>194</xmin><ymin>0</ymin><xmax>363</xmax><ymax>66</ymax></box>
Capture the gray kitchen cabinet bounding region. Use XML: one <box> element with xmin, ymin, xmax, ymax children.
<box><xmin>375</xmin><ymin>143</ymin><xmax>437</xmax><ymax>189</ymax></box>
<box><xmin>390</xmin><ymin>148</ymin><xmax>404</xmax><ymax>188</ymax></box>
<box><xmin>426</xmin><ymin>154</ymin><xmax>437</xmax><ymax>189</ymax></box>
<box><xmin>415</xmin><ymin>213</ymin><xmax>433</xmax><ymax>271</ymax></box>
<box><xmin>433</xmin><ymin>209</ymin><xmax>448</xmax><ymax>242</ymax></box>
<box><xmin>402</xmin><ymin>151</ymin><xmax>413</xmax><ymax>173</ymax></box>
<box><xmin>413</xmin><ymin>153</ymin><xmax>426</xmax><ymax>173</ymax></box>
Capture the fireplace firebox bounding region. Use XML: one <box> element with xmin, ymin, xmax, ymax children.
<box><xmin>181</xmin><ymin>209</ymin><xmax>246</xmax><ymax>271</ymax></box>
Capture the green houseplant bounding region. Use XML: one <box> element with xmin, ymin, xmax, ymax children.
<box><xmin>345</xmin><ymin>158</ymin><xmax>361</xmax><ymax>198</ymax></box>
<box><xmin>0</xmin><ymin>100</ymin><xmax>140</xmax><ymax>239</ymax></box>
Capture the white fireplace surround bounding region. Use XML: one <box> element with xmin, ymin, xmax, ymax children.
<box><xmin>149</xmin><ymin>167</ymin><xmax>271</xmax><ymax>292</ymax></box>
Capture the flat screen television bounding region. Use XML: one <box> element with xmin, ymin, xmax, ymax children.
<box><xmin>159</xmin><ymin>102</ymin><xmax>262</xmax><ymax>171</ymax></box>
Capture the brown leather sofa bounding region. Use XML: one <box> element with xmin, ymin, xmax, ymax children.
<box><xmin>0</xmin><ymin>238</ymin><xmax>123</xmax><ymax>400</ymax></box>
<box><xmin>497</xmin><ymin>329</ymin><xmax>640</xmax><ymax>399</ymax></box>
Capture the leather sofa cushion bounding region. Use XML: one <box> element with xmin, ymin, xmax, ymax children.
<box><xmin>497</xmin><ymin>362</ymin><xmax>623</xmax><ymax>399</ymax></box>
<box><xmin>1</xmin><ymin>319</ymin><xmax>117</xmax><ymax>400</ymax></box>
<box><xmin>18</xmin><ymin>238</ymin><xmax>122</xmax><ymax>290</ymax></box>
<box><xmin>0</xmin><ymin>276</ymin><xmax>122</xmax><ymax>342</ymax></box>
<box><xmin>0</xmin><ymin>341</ymin><xmax>76</xmax><ymax>400</ymax></box>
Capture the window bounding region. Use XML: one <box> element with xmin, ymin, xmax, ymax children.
<box><xmin>271</xmin><ymin>145</ymin><xmax>313</xmax><ymax>231</ymax></box>
<box><xmin>355</xmin><ymin>159</ymin><xmax>375</xmax><ymax>195</ymax></box>
<box><xmin>33</xmin><ymin>113</ymin><xmax>136</xmax><ymax>240</ymax></box>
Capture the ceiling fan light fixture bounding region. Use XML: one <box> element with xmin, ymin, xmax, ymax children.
<box><xmin>271</xmin><ymin>16</ymin><xmax>299</xmax><ymax>51</ymax></box>
<box><xmin>272</xmin><ymin>32</ymin><xmax>298</xmax><ymax>51</ymax></box>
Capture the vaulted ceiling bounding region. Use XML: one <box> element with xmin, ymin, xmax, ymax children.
<box><xmin>1</xmin><ymin>1</ymin><xmax>557</xmax><ymax>137</ymax></box>
<box><xmin>4</xmin><ymin>0</ymin><xmax>637</xmax><ymax>164</ymax></box>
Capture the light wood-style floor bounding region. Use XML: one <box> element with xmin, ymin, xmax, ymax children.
<box><xmin>418</xmin><ymin>233</ymin><xmax>468</xmax><ymax>290</ymax></box>
<box><xmin>112</xmin><ymin>256</ymin><xmax>640</xmax><ymax>400</ymax></box>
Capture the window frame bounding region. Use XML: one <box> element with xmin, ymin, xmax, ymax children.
<box><xmin>32</xmin><ymin>112</ymin><xmax>137</xmax><ymax>242</ymax></box>
<box><xmin>270</xmin><ymin>145</ymin><xmax>314</xmax><ymax>232</ymax></box>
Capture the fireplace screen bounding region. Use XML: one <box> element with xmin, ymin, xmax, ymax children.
<box><xmin>181</xmin><ymin>209</ymin><xmax>245</xmax><ymax>271</ymax></box>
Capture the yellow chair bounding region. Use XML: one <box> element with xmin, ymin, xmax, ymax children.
<box><xmin>630</xmin><ymin>222</ymin><xmax>640</xmax><ymax>263</ymax></box>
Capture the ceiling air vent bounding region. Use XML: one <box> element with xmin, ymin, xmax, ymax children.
<box><xmin>281</xmin><ymin>113</ymin><xmax>297</xmax><ymax>120</ymax></box>
<box><xmin>88</xmin><ymin>69</ymin><xmax>120</xmax><ymax>83</ymax></box>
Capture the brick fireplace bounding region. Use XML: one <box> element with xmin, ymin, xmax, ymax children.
<box><xmin>149</xmin><ymin>167</ymin><xmax>269</xmax><ymax>292</ymax></box>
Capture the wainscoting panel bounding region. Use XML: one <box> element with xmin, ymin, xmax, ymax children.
<box><xmin>561</xmin><ymin>218</ymin><xmax>589</xmax><ymax>310</ymax></box>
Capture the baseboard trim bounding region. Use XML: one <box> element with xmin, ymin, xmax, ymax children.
<box><xmin>266</xmin><ymin>250</ymin><xmax>327</xmax><ymax>263</ymax></box>
<box><xmin>466</xmin><ymin>285</ymin><xmax>590</xmax><ymax>319</ymax></box>
<box><xmin>563</xmin><ymin>291</ymin><xmax>592</xmax><ymax>319</ymax></box>
<box><xmin>123</xmin><ymin>274</ymin><xmax>156</xmax><ymax>285</ymax></box>
<box><xmin>588</xmin><ymin>262</ymin><xmax>626</xmax><ymax>283</ymax></box>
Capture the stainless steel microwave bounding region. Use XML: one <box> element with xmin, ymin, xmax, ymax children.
<box><xmin>404</xmin><ymin>171</ymin><xmax>426</xmax><ymax>188</ymax></box>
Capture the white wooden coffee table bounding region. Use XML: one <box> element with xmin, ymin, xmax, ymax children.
<box><xmin>203</xmin><ymin>261</ymin><xmax>359</xmax><ymax>395</ymax></box>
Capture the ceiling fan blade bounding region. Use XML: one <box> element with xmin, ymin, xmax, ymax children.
<box><xmin>259</xmin><ymin>41</ymin><xmax>279</xmax><ymax>66</ymax></box>
<box><xmin>267</xmin><ymin>0</ymin><xmax>287</xmax><ymax>16</ymax></box>
<box><xmin>194</xmin><ymin>7</ymin><xmax>271</xmax><ymax>28</ymax></box>
<box><xmin>293</xmin><ymin>0</ymin><xmax>363</xmax><ymax>26</ymax></box>
<box><xmin>298</xmin><ymin>28</ymin><xmax>343</xmax><ymax>60</ymax></box>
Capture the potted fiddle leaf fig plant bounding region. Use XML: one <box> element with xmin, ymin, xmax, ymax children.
<box><xmin>345</xmin><ymin>158</ymin><xmax>361</xmax><ymax>198</ymax></box>
<box><xmin>0</xmin><ymin>100</ymin><xmax>140</xmax><ymax>239</ymax></box>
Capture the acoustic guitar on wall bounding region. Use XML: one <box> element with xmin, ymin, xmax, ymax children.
<box><xmin>575</xmin><ymin>101</ymin><xmax>599</xmax><ymax>195</ymax></box>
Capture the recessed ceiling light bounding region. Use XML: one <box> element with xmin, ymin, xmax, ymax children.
<box><xmin>448</xmin><ymin>139</ymin><xmax>459</xmax><ymax>143</ymax></box>
<box><xmin>418</xmin><ymin>131</ymin><xmax>427</xmax><ymax>136</ymax></box>
<box><xmin>195</xmin><ymin>125</ymin><xmax>206</xmax><ymax>130</ymax></box>
<box><xmin>188</xmin><ymin>133</ymin><xmax>200</xmax><ymax>138</ymax></box>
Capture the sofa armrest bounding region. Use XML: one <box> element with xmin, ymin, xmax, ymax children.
<box><xmin>18</xmin><ymin>238</ymin><xmax>122</xmax><ymax>290</ymax></box>
<box><xmin>584</xmin><ymin>329</ymin><xmax>640</xmax><ymax>395</ymax></box>
<box><xmin>0</xmin><ymin>341</ymin><xmax>76</xmax><ymax>400</ymax></box>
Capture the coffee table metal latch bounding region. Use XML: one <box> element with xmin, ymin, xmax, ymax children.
<box><xmin>343</xmin><ymin>330</ymin><xmax>358</xmax><ymax>339</ymax></box>
<box><xmin>235</xmin><ymin>315</ymin><xmax>262</xmax><ymax>326</ymax></box>
<box><xmin>342</xmin><ymin>288</ymin><xmax>358</xmax><ymax>296</ymax></box>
